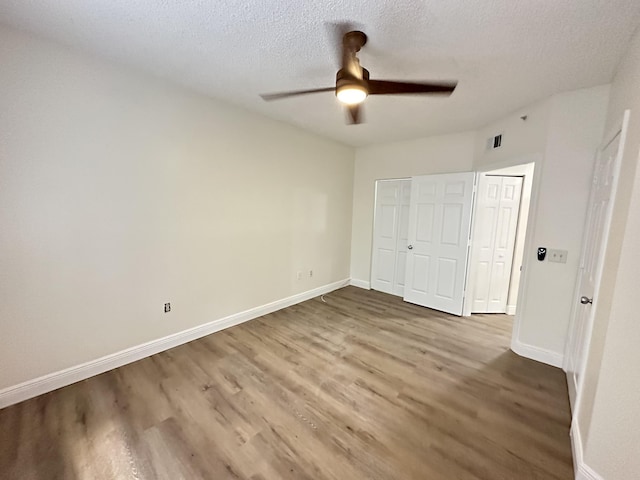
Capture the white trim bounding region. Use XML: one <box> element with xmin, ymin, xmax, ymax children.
<box><xmin>506</xmin><ymin>305</ymin><xmax>517</xmax><ymax>315</ymax></box>
<box><xmin>0</xmin><ymin>278</ymin><xmax>350</xmax><ymax>409</ymax></box>
<box><xmin>461</xmin><ymin>173</ymin><xmax>480</xmax><ymax>317</ymax></box>
<box><xmin>350</xmin><ymin>278</ymin><xmax>371</xmax><ymax>289</ymax></box>
<box><xmin>508</xmin><ymin>157</ymin><xmax>543</xmax><ymax>371</ymax></box>
<box><xmin>511</xmin><ymin>338</ymin><xmax>564</xmax><ymax>368</ymax></box>
<box><xmin>571</xmin><ymin>423</ymin><xmax>604</xmax><ymax>480</ymax></box>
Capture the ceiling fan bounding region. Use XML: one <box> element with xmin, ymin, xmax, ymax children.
<box><xmin>260</xmin><ymin>29</ymin><xmax>458</xmax><ymax>124</ymax></box>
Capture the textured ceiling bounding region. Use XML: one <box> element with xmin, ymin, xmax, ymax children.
<box><xmin>2</xmin><ymin>1</ymin><xmax>640</xmax><ymax>147</ymax></box>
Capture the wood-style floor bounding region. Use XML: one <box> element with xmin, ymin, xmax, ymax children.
<box><xmin>0</xmin><ymin>287</ymin><xmax>574</xmax><ymax>480</ymax></box>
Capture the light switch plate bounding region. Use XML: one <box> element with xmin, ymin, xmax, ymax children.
<box><xmin>548</xmin><ymin>249</ymin><xmax>568</xmax><ymax>263</ymax></box>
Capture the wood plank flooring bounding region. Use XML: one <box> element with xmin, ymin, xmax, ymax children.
<box><xmin>0</xmin><ymin>287</ymin><xmax>574</xmax><ymax>479</ymax></box>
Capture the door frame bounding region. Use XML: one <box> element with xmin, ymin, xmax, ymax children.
<box><xmin>564</xmin><ymin>110</ymin><xmax>630</xmax><ymax>412</ymax></box>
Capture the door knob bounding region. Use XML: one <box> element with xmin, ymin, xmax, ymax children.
<box><xmin>580</xmin><ymin>296</ymin><xmax>593</xmax><ymax>305</ymax></box>
<box><xmin>408</xmin><ymin>245</ymin><xmax>413</xmax><ymax>250</ymax></box>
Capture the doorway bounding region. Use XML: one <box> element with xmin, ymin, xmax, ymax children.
<box><xmin>464</xmin><ymin>163</ymin><xmax>535</xmax><ymax>316</ymax></box>
<box><xmin>564</xmin><ymin>110</ymin><xmax>629</xmax><ymax>409</ymax></box>
<box><xmin>468</xmin><ymin>175</ymin><xmax>523</xmax><ymax>313</ymax></box>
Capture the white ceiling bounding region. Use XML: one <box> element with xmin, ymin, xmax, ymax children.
<box><xmin>2</xmin><ymin>1</ymin><xmax>640</xmax><ymax>147</ymax></box>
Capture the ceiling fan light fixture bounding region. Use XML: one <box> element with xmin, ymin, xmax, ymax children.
<box><xmin>336</xmin><ymin>85</ymin><xmax>368</xmax><ymax>105</ymax></box>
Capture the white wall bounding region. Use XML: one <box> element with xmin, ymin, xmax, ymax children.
<box><xmin>350</xmin><ymin>132</ymin><xmax>476</xmax><ymax>285</ymax></box>
<box><xmin>0</xmin><ymin>26</ymin><xmax>354</xmax><ymax>391</ymax></box>
<box><xmin>474</xmin><ymin>86</ymin><xmax>610</xmax><ymax>366</ymax></box>
<box><xmin>576</xmin><ymin>25</ymin><xmax>640</xmax><ymax>480</ymax></box>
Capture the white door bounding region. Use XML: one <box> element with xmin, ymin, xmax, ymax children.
<box><xmin>403</xmin><ymin>172</ymin><xmax>476</xmax><ymax>315</ymax></box>
<box><xmin>371</xmin><ymin>179</ymin><xmax>411</xmax><ymax>296</ymax></box>
<box><xmin>565</xmin><ymin>111</ymin><xmax>629</xmax><ymax>408</ymax></box>
<box><xmin>470</xmin><ymin>175</ymin><xmax>523</xmax><ymax>313</ymax></box>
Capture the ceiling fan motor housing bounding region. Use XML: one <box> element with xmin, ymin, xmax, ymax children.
<box><xmin>336</xmin><ymin>67</ymin><xmax>370</xmax><ymax>95</ymax></box>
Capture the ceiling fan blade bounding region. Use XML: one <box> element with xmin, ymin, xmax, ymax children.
<box><xmin>347</xmin><ymin>104</ymin><xmax>362</xmax><ymax>124</ymax></box>
<box><xmin>260</xmin><ymin>87</ymin><xmax>335</xmax><ymax>101</ymax></box>
<box><xmin>368</xmin><ymin>80</ymin><xmax>457</xmax><ymax>96</ymax></box>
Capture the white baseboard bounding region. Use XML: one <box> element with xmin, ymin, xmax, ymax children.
<box><xmin>350</xmin><ymin>278</ymin><xmax>371</xmax><ymax>289</ymax></box>
<box><xmin>571</xmin><ymin>423</ymin><xmax>604</xmax><ymax>480</ymax></box>
<box><xmin>0</xmin><ymin>278</ymin><xmax>350</xmax><ymax>410</ymax></box>
<box><xmin>511</xmin><ymin>338</ymin><xmax>564</xmax><ymax>368</ymax></box>
<box><xmin>567</xmin><ymin>372</ymin><xmax>578</xmax><ymax>413</ymax></box>
<box><xmin>506</xmin><ymin>304</ymin><xmax>517</xmax><ymax>315</ymax></box>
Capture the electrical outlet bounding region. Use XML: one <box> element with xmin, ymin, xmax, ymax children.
<box><xmin>548</xmin><ymin>249</ymin><xmax>568</xmax><ymax>264</ymax></box>
<box><xmin>309</xmin><ymin>269</ymin><xmax>313</xmax><ymax>278</ymax></box>
<box><xmin>164</xmin><ymin>303</ymin><xmax>171</xmax><ymax>313</ymax></box>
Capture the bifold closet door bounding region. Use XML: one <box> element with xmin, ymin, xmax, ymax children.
<box><xmin>403</xmin><ymin>172</ymin><xmax>475</xmax><ymax>316</ymax></box>
<box><xmin>470</xmin><ymin>176</ymin><xmax>523</xmax><ymax>313</ymax></box>
<box><xmin>370</xmin><ymin>179</ymin><xmax>410</xmax><ymax>296</ymax></box>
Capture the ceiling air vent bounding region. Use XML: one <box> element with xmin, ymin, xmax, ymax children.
<box><xmin>487</xmin><ymin>134</ymin><xmax>503</xmax><ymax>150</ymax></box>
